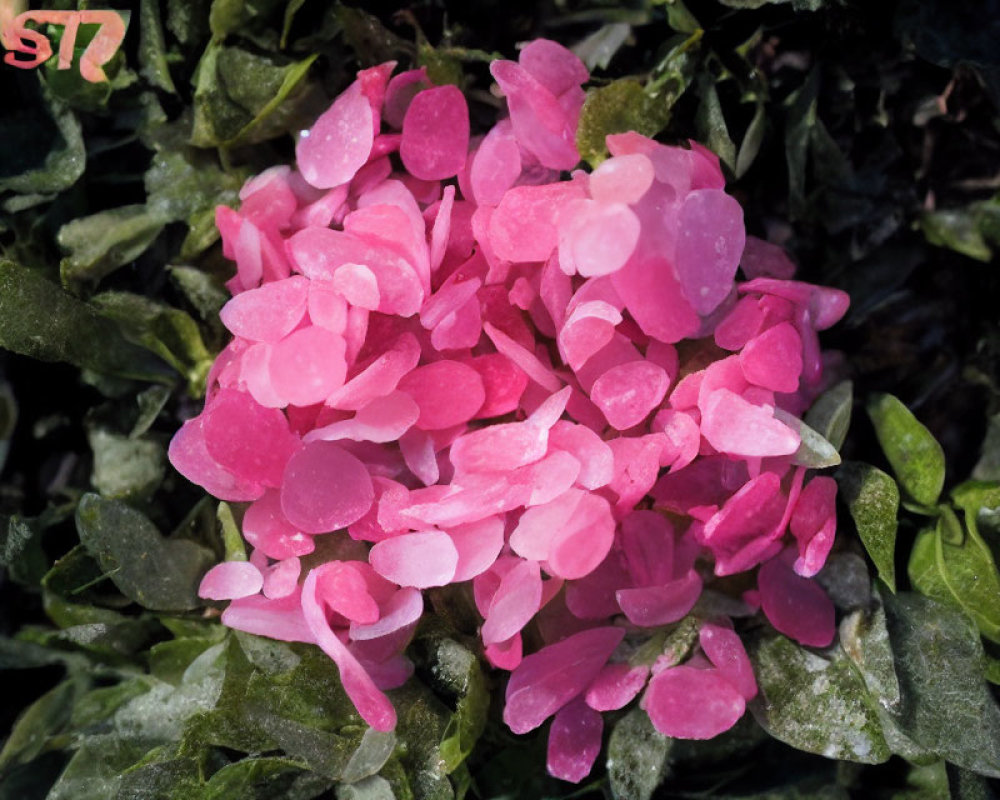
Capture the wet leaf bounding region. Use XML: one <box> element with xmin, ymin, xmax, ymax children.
<box><xmin>804</xmin><ymin>380</ymin><xmax>853</xmax><ymax>452</ymax></box>
<box><xmin>139</xmin><ymin>0</ymin><xmax>178</xmax><ymax>93</ymax></box>
<box><xmin>76</xmin><ymin>493</ymin><xmax>215</xmax><ymax>611</ymax></box>
<box><xmin>606</xmin><ymin>706</ymin><xmax>673</xmax><ymax>800</ymax></box>
<box><xmin>57</xmin><ymin>205</ymin><xmax>168</xmax><ymax>287</ymax></box>
<box><xmin>837</xmin><ymin>462</ymin><xmax>899</xmax><ymax>592</ymax></box>
<box><xmin>867</xmin><ymin>394</ymin><xmax>945</xmax><ymax>507</ymax></box>
<box><xmin>87</xmin><ymin>425</ymin><xmax>166</xmax><ymax>501</ymax></box>
<box><xmin>0</xmin><ymin>680</ymin><xmax>77</xmax><ymax>776</ymax></box>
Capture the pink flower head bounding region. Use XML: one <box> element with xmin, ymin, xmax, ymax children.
<box><xmin>172</xmin><ymin>41</ymin><xmax>849</xmax><ymax>784</ymax></box>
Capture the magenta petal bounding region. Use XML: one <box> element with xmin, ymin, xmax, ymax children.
<box><xmin>591</xmin><ymin>360</ymin><xmax>669</xmax><ymax>430</ymax></box>
<box><xmin>199</xmin><ymin>561</ymin><xmax>263</xmax><ymax>601</ymax></box>
<box><xmin>548</xmin><ymin>493</ymin><xmax>616</xmax><ymax>580</ymax></box>
<box><xmin>519</xmin><ymin>38</ymin><xmax>588</xmax><ymax>96</ymax></box>
<box><xmin>585</xmin><ymin>662</ymin><xmax>650</xmax><ymax>711</ymax></box>
<box><xmin>503</xmin><ymin>626</ymin><xmax>624</xmax><ymax>734</ymax></box>
<box><xmin>546</xmin><ymin>697</ymin><xmax>603</xmax><ymax>784</ymax></box>
<box><xmin>280</xmin><ymin>441</ymin><xmax>374</xmax><ymax>533</ymax></box>
<box><xmin>740</xmin><ymin>322</ymin><xmax>803</xmax><ymax>393</ymax></box>
<box><xmin>219</xmin><ymin>276</ymin><xmax>309</xmax><ymax>342</ymax></box>
<box><xmin>643</xmin><ymin>665</ymin><xmax>746</xmax><ymax>739</ymax></box>
<box><xmin>616</xmin><ymin>570</ymin><xmax>702</xmax><ymax>627</ymax></box>
<box><xmin>222</xmin><ymin>588</ymin><xmax>314</xmax><ymax>643</ymax></box>
<box><xmin>758</xmin><ymin>555</ymin><xmax>835</xmax><ymax>647</ymax></box>
<box><xmin>700</xmin><ymin>389</ymin><xmax>800</xmax><ymax>458</ymax></box>
<box><xmin>301</xmin><ymin>567</ymin><xmax>396</xmax><ymax>731</ymax></box>
<box><xmin>168</xmin><ymin>417</ymin><xmax>264</xmax><ymax>502</ymax></box>
<box><xmin>790</xmin><ymin>476</ymin><xmax>838</xmax><ymax>577</ymax></box>
<box><xmin>699</xmin><ymin>621</ymin><xmax>757</xmax><ymax>700</ymax></box>
<box><xmin>297</xmin><ymin>81</ymin><xmax>374</xmax><ymax>189</ymax></box>
<box><xmin>400</xmin><ymin>85</ymin><xmax>470</xmax><ymax>180</ymax></box>
<box><xmin>398</xmin><ymin>360</ymin><xmax>486</xmax><ymax>430</ymax></box>
<box><xmin>350</xmin><ymin>587</ymin><xmax>424</xmax><ymax>641</ymax></box>
<box><xmin>450</xmin><ymin>516</ymin><xmax>506</xmax><ymax>582</ymax></box>
<box><xmin>674</xmin><ymin>189</ymin><xmax>745</xmax><ymax>315</ymax></box>
<box><xmin>482</xmin><ymin>559</ymin><xmax>543</xmax><ymax>645</ymax></box>
<box><xmin>369</xmin><ymin>531</ymin><xmax>458</xmax><ymax>588</ymax></box>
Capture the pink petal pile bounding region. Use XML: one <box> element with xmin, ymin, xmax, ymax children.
<box><xmin>170</xmin><ymin>40</ymin><xmax>849</xmax><ymax>782</ymax></box>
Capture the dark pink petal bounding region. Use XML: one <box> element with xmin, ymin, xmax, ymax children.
<box><xmin>327</xmin><ymin>332</ymin><xmax>421</xmax><ymax>411</ymax></box>
<box><xmin>467</xmin><ymin>354</ymin><xmax>529</xmax><ymax>419</ymax></box>
<box><xmin>616</xmin><ymin>570</ymin><xmax>702</xmax><ymax>626</ymax></box>
<box><xmin>699</xmin><ymin>621</ymin><xmax>757</xmax><ymax>700</ymax></box>
<box><xmin>591</xmin><ymin>360</ymin><xmax>669</xmax><ymax>430</ymax></box>
<box><xmin>269</xmin><ymin>325</ymin><xmax>348</xmax><ymax>407</ymax></box>
<box><xmin>168</xmin><ymin>417</ymin><xmax>264</xmax><ymax>502</ymax></box>
<box><xmin>483</xmin><ymin>322</ymin><xmax>562</xmax><ymax>391</ymax></box>
<box><xmin>350</xmin><ymin>587</ymin><xmax>424</xmax><ymax>641</ymax></box>
<box><xmin>714</xmin><ymin>296</ymin><xmax>766</xmax><ymax>351</ymax></box>
<box><xmin>369</xmin><ymin>531</ymin><xmax>459</xmax><ymax>588</ymax></box>
<box><xmin>758</xmin><ymin>555</ymin><xmax>835</xmax><ymax>647</ymax></box>
<box><xmin>243</xmin><ymin>490</ymin><xmax>316</xmax><ymax>559</ymax></box>
<box><xmin>383</xmin><ymin>67</ymin><xmax>431</xmax><ymax>129</ymax></box>
<box><xmin>643</xmin><ymin>665</ymin><xmax>745</xmax><ymax>739</ymax></box>
<box><xmin>503</xmin><ymin>626</ymin><xmax>624</xmax><ymax>734</ymax></box>
<box><xmin>316</xmin><ymin>561</ymin><xmax>379</xmax><ymax>624</ymax></box>
<box><xmin>546</xmin><ymin>697</ymin><xmax>603</xmax><ymax>784</ymax></box>
<box><xmin>399</xmin><ymin>86</ymin><xmax>470</xmax><ymax>180</ymax></box>
<box><xmin>700</xmin><ymin>389</ymin><xmax>799</xmax><ymax>458</ymax></box>
<box><xmin>450</xmin><ymin>515</ymin><xmax>506</xmax><ymax>582</ymax></box>
<box><xmin>519</xmin><ymin>39</ymin><xmax>588</xmax><ymax>95</ymax></box>
<box><xmin>565</xmin><ymin>551</ymin><xmax>631</xmax><ymax>620</ymax></box>
<box><xmin>652</xmin><ymin>456</ymin><xmax>748</xmax><ymax>517</ymax></box>
<box><xmin>297</xmin><ymin>81</ymin><xmax>374</xmax><ymax>189</ymax></box>
<box><xmin>620</xmin><ymin>510</ymin><xmax>675</xmax><ymax>587</ymax></box>
<box><xmin>302</xmin><ymin>567</ymin><xmax>396</xmax><ymax>731</ymax></box>
<box><xmin>651</xmin><ymin>409</ymin><xmax>700</xmax><ymax>473</ymax></box>
<box><xmin>611</xmin><ymin>254</ymin><xmax>700</xmax><ymax>344</ymax></box>
<box><xmin>740</xmin><ymin>322</ymin><xmax>803</xmax><ymax>393</ymax></box>
<box><xmin>790</xmin><ymin>476</ymin><xmax>838</xmax><ymax>577</ymax></box>
<box><xmin>222</xmin><ymin>588</ymin><xmax>314</xmax><ymax>643</ymax></box>
<box><xmin>397</xmin><ymin>360</ymin><xmax>486</xmax><ymax>430</ymax></box>
<box><xmin>280</xmin><ymin>441</ymin><xmax>374</xmax><ymax>533</ymax></box>
<box><xmin>741</xmin><ymin>236</ymin><xmax>797</xmax><ymax>280</ymax></box>
<box><xmin>482</xmin><ymin>559</ymin><xmax>543</xmax><ymax>645</ymax></box>
<box><xmin>202</xmin><ymin>389</ymin><xmax>301</xmax><ymax>487</ymax></box>
<box><xmin>200</xmin><ymin>561</ymin><xmax>263</xmax><ymax>601</ymax></box>
<box><xmin>219</xmin><ymin>276</ymin><xmax>309</xmax><ymax>342</ymax></box>
<box><xmin>585</xmin><ymin>662</ymin><xmax>650</xmax><ymax>711</ymax></box>
<box><xmin>486</xmin><ymin>633</ymin><xmax>523</xmax><ymax>670</ymax></box>
<box><xmin>688</xmin><ymin>140</ymin><xmax>726</xmax><ymax>189</ymax></box>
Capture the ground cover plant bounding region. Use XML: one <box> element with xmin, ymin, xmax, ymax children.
<box><xmin>1</xmin><ymin>0</ymin><xmax>999</xmax><ymax>798</ymax></box>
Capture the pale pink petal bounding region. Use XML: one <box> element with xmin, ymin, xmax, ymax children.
<box><xmin>307</xmin><ymin>280</ymin><xmax>348</xmax><ymax>334</ymax></box>
<box><xmin>200</xmin><ymin>561</ymin><xmax>263</xmax><ymax>601</ymax></box>
<box><xmin>240</xmin><ymin>343</ymin><xmax>285</xmax><ymax>409</ymax></box>
<box><xmin>546</xmin><ymin>697</ymin><xmax>603</xmax><ymax>784</ymax></box>
<box><xmin>790</xmin><ymin>476</ymin><xmax>838</xmax><ymax>578</ymax></box>
<box><xmin>482</xmin><ymin>559</ymin><xmax>543</xmax><ymax>645</ymax></box>
<box><xmin>168</xmin><ymin>417</ymin><xmax>264</xmax><ymax>502</ymax></box>
<box><xmin>651</xmin><ymin>409</ymin><xmax>700</xmax><ymax>472</ymax></box>
<box><xmin>509</xmin><ymin>489</ymin><xmax>585</xmax><ymax>561</ymax></box>
<box><xmin>548</xmin><ymin>421</ymin><xmax>614</xmax><ymax>489</ymax></box>
<box><xmin>307</xmin><ymin>391</ymin><xmax>419</xmax><ymax>444</ymax></box>
<box><xmin>758</xmin><ymin>555</ymin><xmax>835</xmax><ymax>647</ymax></box>
<box><xmin>643</xmin><ymin>665</ymin><xmax>745</xmax><ymax>739</ymax></box>
<box><xmin>589</xmin><ymin>153</ymin><xmax>655</xmax><ymax>204</ymax></box>
<box><xmin>489</xmin><ymin>183</ymin><xmax>586</xmax><ymax>263</ymax></box>
<box><xmin>280</xmin><ymin>441</ymin><xmax>374</xmax><ymax>533</ymax></box>
<box><xmin>269</xmin><ymin>326</ymin><xmax>348</xmax><ymax>407</ymax></box>
<box><xmin>585</xmin><ymin>662</ymin><xmax>650</xmax><ymax>712</ymax></box>
<box><xmin>591</xmin><ymin>360</ymin><xmax>669</xmax><ymax>430</ymax></box>
<box><xmin>219</xmin><ymin>276</ymin><xmax>309</xmax><ymax>342</ymax></box>
<box><xmin>740</xmin><ymin>322</ymin><xmax>803</xmax><ymax>393</ymax></box>
<box><xmin>503</xmin><ymin>626</ymin><xmax>624</xmax><ymax>734</ymax></box>
<box><xmin>558</xmin><ymin>199</ymin><xmax>640</xmax><ymax>278</ymax></box>
<box><xmin>617</xmin><ymin>570</ymin><xmax>702</xmax><ymax>626</ymax></box>
<box><xmin>471</xmin><ymin>120</ymin><xmax>522</xmax><ymax>205</ymax></box>
<box><xmin>399</xmin><ymin>428</ymin><xmax>440</xmax><ymax>486</ymax></box>
<box><xmin>399</xmin><ymin>85</ymin><xmax>470</xmax><ymax>180</ymax></box>
<box><xmin>222</xmin><ymin>588</ymin><xmax>314</xmax><ymax>643</ymax></box>
<box><xmin>302</xmin><ymin>568</ymin><xmax>396</xmax><ymax>731</ymax></box>
<box><xmin>369</xmin><ymin>531</ymin><xmax>458</xmax><ymax>588</ymax></box>
<box><xmin>548</xmin><ymin>492</ymin><xmax>617</xmax><ymax>580</ymax></box>
<box><xmin>397</xmin><ymin>360</ymin><xmax>485</xmax><ymax>430</ymax></box>
<box><xmin>700</xmin><ymin>389</ymin><xmax>800</xmax><ymax>458</ymax></box>
<box><xmin>699</xmin><ymin>621</ymin><xmax>757</xmax><ymax>700</ymax></box>
<box><xmin>449</xmin><ymin>516</ymin><xmax>506</xmax><ymax>582</ymax></box>
<box><xmin>327</xmin><ymin>332</ymin><xmax>421</xmax><ymax>411</ymax></box>
<box><xmin>519</xmin><ymin>39</ymin><xmax>588</xmax><ymax>95</ymax></box>
<box><xmin>429</xmin><ymin>185</ymin><xmax>455</xmax><ymax>272</ymax></box>
<box><xmin>558</xmin><ymin>300</ymin><xmax>622</xmax><ymax>371</ymax></box>
<box><xmin>263</xmin><ymin>557</ymin><xmax>301</xmax><ymax>599</ymax></box>
<box><xmin>243</xmin><ymin>489</ymin><xmax>316</xmax><ymax>559</ymax></box>
<box><xmin>484</xmin><ymin>322</ymin><xmax>562</xmax><ymax>392</ymax></box>
<box><xmin>351</xmin><ymin>587</ymin><xmax>425</xmax><ymax>641</ymax></box>
<box><xmin>297</xmin><ymin>81</ymin><xmax>374</xmax><ymax>189</ymax></box>
<box><xmin>333</xmin><ymin>263</ymin><xmax>381</xmax><ymax>310</ymax></box>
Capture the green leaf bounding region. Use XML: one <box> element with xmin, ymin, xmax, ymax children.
<box><xmin>139</xmin><ymin>0</ymin><xmax>178</xmax><ymax>93</ymax></box>
<box><xmin>191</xmin><ymin>42</ymin><xmax>318</xmax><ymax>147</ymax></box>
<box><xmin>209</xmin><ymin>0</ymin><xmax>287</xmax><ymax>42</ymax></box>
<box><xmin>217</xmin><ymin>502</ymin><xmax>248</xmax><ymax>562</ymax></box>
<box><xmin>169</xmin><ymin>265</ymin><xmax>231</xmax><ymax>321</ymax></box>
<box><xmin>0</xmin><ymin>680</ymin><xmax>77</xmax><ymax>776</ymax></box>
<box><xmin>76</xmin><ymin>493</ymin><xmax>215</xmax><ymax>611</ymax></box>
<box><xmin>920</xmin><ymin>208</ymin><xmax>993</xmax><ymax>262</ymax></box>
<box><xmin>837</xmin><ymin>462</ymin><xmax>899</xmax><ymax>592</ymax></box>
<box><xmin>606</xmin><ymin>706</ymin><xmax>673</xmax><ymax>800</ymax></box>
<box><xmin>203</xmin><ymin>757</ymin><xmax>334</xmax><ymax>800</ymax></box>
<box><xmin>718</xmin><ymin>0</ymin><xmax>823</xmax><ymax>8</ymax></box>
<box><xmin>337</xmin><ymin>775</ymin><xmax>398</xmax><ymax>800</ymax></box>
<box><xmin>973</xmin><ymin>412</ymin><xmax>1000</xmax><ymax>481</ymax></box>
<box><xmin>839</xmin><ymin>603</ymin><xmax>901</xmax><ymax>713</ymax></box>
<box><xmin>0</xmin><ymin>260</ymin><xmax>172</xmax><ymax>383</ymax></box>
<box><xmin>87</xmin><ymin>425</ymin><xmax>166</xmax><ymax>501</ymax></box>
<box><xmin>748</xmin><ymin>633</ymin><xmax>891</xmax><ymax>764</ymax></box>
<box><xmin>46</xmin><ymin>737</ymin><xmax>150</xmax><ymax>800</ymax></box>
<box><xmin>0</xmin><ymin>514</ymin><xmax>49</xmax><ymax>587</ymax></box>
<box><xmin>735</xmin><ymin>101</ymin><xmax>766</xmax><ymax>178</ymax></box>
<box><xmin>774</xmin><ymin>407</ymin><xmax>841</xmax><ymax>469</ymax></box>
<box><xmin>880</xmin><ymin>590</ymin><xmax>1000</xmax><ymax>776</ymax></box>
<box><xmin>804</xmin><ymin>380</ymin><xmax>853</xmax><ymax>452</ymax></box>
<box><xmin>576</xmin><ymin>79</ymin><xmax>674</xmax><ymax>167</ymax></box>
<box><xmin>57</xmin><ymin>205</ymin><xmax>168</xmax><ymax>287</ymax></box>
<box><xmin>695</xmin><ymin>75</ymin><xmax>736</xmax><ymax>172</ymax></box>
<box><xmin>131</xmin><ymin>385</ymin><xmax>173</xmax><ymax>439</ymax></box>
<box><xmin>429</xmin><ymin>638</ymin><xmax>489</xmax><ymax>774</ymax></box>
<box><xmin>867</xmin><ymin>394</ymin><xmax>946</xmax><ymax>507</ymax></box>
<box><xmin>150</xmin><ymin>637</ymin><xmax>226</xmax><ymax>685</ymax></box>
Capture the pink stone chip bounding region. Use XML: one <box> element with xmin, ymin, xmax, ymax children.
<box><xmin>674</xmin><ymin>189</ymin><xmax>746</xmax><ymax>315</ymax></box>
<box><xmin>369</xmin><ymin>531</ymin><xmax>459</xmax><ymax>588</ymax></box>
<box><xmin>219</xmin><ymin>276</ymin><xmax>309</xmax><ymax>342</ymax></box>
<box><xmin>547</xmin><ymin>697</ymin><xmax>603</xmax><ymax>784</ymax></box>
<box><xmin>504</xmin><ymin>626</ymin><xmax>624</xmax><ymax>734</ymax></box>
<box><xmin>397</xmin><ymin>360</ymin><xmax>486</xmax><ymax>430</ymax></box>
<box><xmin>280</xmin><ymin>441</ymin><xmax>374</xmax><ymax>533</ymax></box>
<box><xmin>591</xmin><ymin>361</ymin><xmax>669</xmax><ymax>430</ymax></box>
<box><xmin>400</xmin><ymin>86</ymin><xmax>470</xmax><ymax>180</ymax></box>
<box><xmin>758</xmin><ymin>555</ymin><xmax>835</xmax><ymax>647</ymax></box>
<box><xmin>199</xmin><ymin>561</ymin><xmax>264</xmax><ymax>601</ymax></box>
<box><xmin>740</xmin><ymin>322</ymin><xmax>803</xmax><ymax>393</ymax></box>
<box><xmin>643</xmin><ymin>665</ymin><xmax>746</xmax><ymax>739</ymax></box>
<box><xmin>700</xmin><ymin>389</ymin><xmax>800</xmax><ymax>457</ymax></box>
<box><xmin>297</xmin><ymin>81</ymin><xmax>374</xmax><ymax>189</ymax></box>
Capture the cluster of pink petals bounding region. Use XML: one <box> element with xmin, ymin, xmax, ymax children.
<box><xmin>170</xmin><ymin>40</ymin><xmax>849</xmax><ymax>783</ymax></box>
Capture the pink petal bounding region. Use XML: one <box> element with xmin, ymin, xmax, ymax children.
<box><xmin>714</xmin><ymin>296</ymin><xmax>766</xmax><ymax>351</ymax></box>
<box><xmin>558</xmin><ymin>300</ymin><xmax>622</xmax><ymax>372</ymax></box>
<box><xmin>168</xmin><ymin>417</ymin><xmax>264</xmax><ymax>502</ymax></box>
<box><xmin>589</xmin><ymin>154</ymin><xmax>655</xmax><ymax>205</ymax></box>
<box><xmin>219</xmin><ymin>276</ymin><xmax>309</xmax><ymax>342</ymax></box>
<box><xmin>547</xmin><ymin>697</ymin><xmax>603</xmax><ymax>784</ymax></box>
<box><xmin>509</xmin><ymin>489</ymin><xmax>583</xmax><ymax>561</ymax></box>
<box><xmin>471</xmin><ymin>120</ymin><xmax>522</xmax><ymax>205</ymax></box>
<box><xmin>280</xmin><ymin>441</ymin><xmax>374</xmax><ymax>533</ymax></box>
<box><xmin>307</xmin><ymin>280</ymin><xmax>348</xmax><ymax>334</ymax></box>
<box><xmin>302</xmin><ymin>567</ymin><xmax>396</xmax><ymax>731</ymax></box>
<box><xmin>199</xmin><ymin>561</ymin><xmax>263</xmax><ymax>601</ymax></box>
<box><xmin>429</xmin><ymin>185</ymin><xmax>455</xmax><ymax>272</ymax></box>
<box><xmin>222</xmin><ymin>588</ymin><xmax>314</xmax><ymax>643</ymax></box>
<box><xmin>790</xmin><ymin>477</ymin><xmax>838</xmax><ymax>578</ymax></box>
<box><xmin>400</xmin><ymin>85</ymin><xmax>470</xmax><ymax>180</ymax></box>
<box><xmin>482</xmin><ymin>559</ymin><xmax>543</xmax><ymax>645</ymax></box>
<box><xmin>591</xmin><ymin>360</ymin><xmax>669</xmax><ymax>430</ymax></box>
<box><xmin>269</xmin><ymin>325</ymin><xmax>348</xmax><ymax>407</ymax></box>
<box><xmin>616</xmin><ymin>570</ymin><xmax>702</xmax><ymax>627</ymax></box>
<box><xmin>449</xmin><ymin>515</ymin><xmax>506</xmax><ymax>582</ymax></box>
<box><xmin>758</xmin><ymin>555</ymin><xmax>835</xmax><ymax>647</ymax></box>
<box><xmin>643</xmin><ymin>665</ymin><xmax>746</xmax><ymax>739</ymax></box>
<box><xmin>585</xmin><ymin>663</ymin><xmax>650</xmax><ymax>712</ymax></box>
<box><xmin>467</xmin><ymin>354</ymin><xmax>529</xmax><ymax>419</ymax></box>
<box><xmin>673</xmin><ymin>189</ymin><xmax>745</xmax><ymax>315</ymax></box>
<box><xmin>503</xmin><ymin>626</ymin><xmax>624</xmax><ymax>734</ymax></box>
<box><xmin>333</xmin><ymin>263</ymin><xmax>381</xmax><ymax>310</ymax></box>
<box><xmin>558</xmin><ymin>199</ymin><xmax>640</xmax><ymax>278</ymax></box>
<box><xmin>548</xmin><ymin>421</ymin><xmax>614</xmax><ymax>490</ymax></box>
<box><xmin>611</xmin><ymin>254</ymin><xmax>700</xmax><ymax>344</ymax></box>
<box><xmin>740</xmin><ymin>322</ymin><xmax>803</xmax><ymax>393</ymax></box>
<box><xmin>741</xmin><ymin>236</ymin><xmax>797</xmax><ymax>280</ymax></box>
<box><xmin>350</xmin><ymin>587</ymin><xmax>425</xmax><ymax>641</ymax></box>
<box><xmin>489</xmin><ymin>183</ymin><xmax>586</xmax><ymax>263</ymax></box>
<box><xmin>700</xmin><ymin>389</ymin><xmax>800</xmax><ymax>457</ymax></box>
<box><xmin>547</xmin><ymin>493</ymin><xmax>617</xmax><ymax>580</ymax></box>
<box><xmin>243</xmin><ymin>490</ymin><xmax>315</xmax><ymax>559</ymax></box>
<box><xmin>327</xmin><ymin>332</ymin><xmax>421</xmax><ymax>411</ymax></box>
<box><xmin>699</xmin><ymin>621</ymin><xmax>757</xmax><ymax>700</ymax></box>
<box><xmin>316</xmin><ymin>561</ymin><xmax>379</xmax><ymax>624</ymax></box>
<box><xmin>519</xmin><ymin>39</ymin><xmax>588</xmax><ymax>95</ymax></box>
<box><xmin>397</xmin><ymin>360</ymin><xmax>486</xmax><ymax>430</ymax></box>
<box><xmin>262</xmin><ymin>557</ymin><xmax>301</xmax><ymax>600</ymax></box>
<box><xmin>297</xmin><ymin>81</ymin><xmax>374</xmax><ymax>189</ymax></box>
<box><xmin>483</xmin><ymin>322</ymin><xmax>562</xmax><ymax>392</ymax></box>
<box><xmin>399</xmin><ymin>428</ymin><xmax>440</xmax><ymax>486</ymax></box>
<box><xmin>369</xmin><ymin>531</ymin><xmax>458</xmax><ymax>588</ymax></box>
<box><xmin>307</xmin><ymin>391</ymin><xmax>419</xmax><ymax>444</ymax></box>
<box><xmin>383</xmin><ymin>67</ymin><xmax>431</xmax><ymax>129</ymax></box>
<box><xmin>485</xmin><ymin>633</ymin><xmax>523</xmax><ymax>671</ymax></box>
